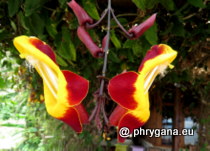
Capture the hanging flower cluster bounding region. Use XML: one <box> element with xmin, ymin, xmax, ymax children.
<box><xmin>67</xmin><ymin>0</ymin><xmax>156</xmax><ymax>57</ymax></box>
<box><xmin>13</xmin><ymin>0</ymin><xmax>178</xmax><ymax>143</ymax></box>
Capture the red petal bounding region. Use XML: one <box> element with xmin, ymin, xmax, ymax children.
<box><xmin>77</xmin><ymin>26</ymin><xmax>103</xmax><ymax>57</ymax></box>
<box><xmin>138</xmin><ymin>45</ymin><xmax>163</xmax><ymax>71</ymax></box>
<box><xmin>118</xmin><ymin>112</ymin><xmax>148</xmax><ymax>143</ymax></box>
<box><xmin>29</xmin><ymin>38</ymin><xmax>56</xmax><ymax>63</ymax></box>
<box><xmin>108</xmin><ymin>71</ymin><xmax>139</xmax><ymax>110</ymax></box>
<box><xmin>128</xmin><ymin>13</ymin><xmax>156</xmax><ymax>39</ymax></box>
<box><xmin>109</xmin><ymin>105</ymin><xmax>128</xmax><ymax>126</ymax></box>
<box><xmin>67</xmin><ymin>0</ymin><xmax>93</xmax><ymax>26</ymax></box>
<box><xmin>59</xmin><ymin>107</ymin><xmax>82</xmax><ymax>133</ymax></box>
<box><xmin>74</xmin><ymin>104</ymin><xmax>89</xmax><ymax>124</ymax></box>
<box><xmin>62</xmin><ymin>70</ymin><xmax>89</xmax><ymax>106</ymax></box>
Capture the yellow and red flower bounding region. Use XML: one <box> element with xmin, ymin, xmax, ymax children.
<box><xmin>13</xmin><ymin>35</ymin><xmax>89</xmax><ymax>133</ymax></box>
<box><xmin>108</xmin><ymin>44</ymin><xmax>177</xmax><ymax>142</ymax></box>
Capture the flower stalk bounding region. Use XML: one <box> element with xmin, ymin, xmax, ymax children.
<box><xmin>68</xmin><ymin>0</ymin><xmax>158</xmax><ymax>132</ymax></box>
<box><xmin>88</xmin><ymin>0</ymin><xmax>112</xmax><ymax>127</ymax></box>
<box><xmin>72</xmin><ymin>0</ymin><xmax>157</xmax><ymax>129</ymax></box>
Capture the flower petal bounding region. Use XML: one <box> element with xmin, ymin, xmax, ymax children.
<box><xmin>63</xmin><ymin>70</ymin><xmax>89</xmax><ymax>106</ymax></box>
<box><xmin>14</xmin><ymin>36</ymin><xmax>62</xmax><ymax>100</ymax></box>
<box><xmin>59</xmin><ymin>107</ymin><xmax>83</xmax><ymax>133</ymax></box>
<box><xmin>138</xmin><ymin>44</ymin><xmax>177</xmax><ymax>72</ymax></box>
<box><xmin>74</xmin><ymin>104</ymin><xmax>89</xmax><ymax>124</ymax></box>
<box><xmin>59</xmin><ymin>104</ymin><xmax>89</xmax><ymax>133</ymax></box>
<box><xmin>137</xmin><ymin>44</ymin><xmax>177</xmax><ymax>93</ymax></box>
<box><xmin>29</xmin><ymin>37</ymin><xmax>56</xmax><ymax>63</ymax></box>
<box><xmin>118</xmin><ymin>109</ymin><xmax>150</xmax><ymax>142</ymax></box>
<box><xmin>108</xmin><ymin>71</ymin><xmax>139</xmax><ymax>110</ymax></box>
<box><xmin>14</xmin><ymin>36</ymin><xmax>57</xmax><ymax>67</ymax></box>
<box><xmin>109</xmin><ymin>105</ymin><xmax>128</xmax><ymax>126</ymax></box>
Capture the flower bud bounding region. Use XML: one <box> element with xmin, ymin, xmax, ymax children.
<box><xmin>77</xmin><ymin>26</ymin><xmax>103</xmax><ymax>58</ymax></box>
<box><xmin>128</xmin><ymin>13</ymin><xmax>157</xmax><ymax>39</ymax></box>
<box><xmin>67</xmin><ymin>0</ymin><xmax>93</xmax><ymax>26</ymax></box>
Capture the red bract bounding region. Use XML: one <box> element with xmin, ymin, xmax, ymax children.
<box><xmin>67</xmin><ymin>0</ymin><xmax>93</xmax><ymax>26</ymax></box>
<box><xmin>128</xmin><ymin>13</ymin><xmax>157</xmax><ymax>39</ymax></box>
<box><xmin>77</xmin><ymin>26</ymin><xmax>103</xmax><ymax>58</ymax></box>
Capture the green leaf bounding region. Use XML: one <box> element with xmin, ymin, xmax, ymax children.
<box><xmin>58</xmin><ymin>42</ymin><xmax>71</xmax><ymax>60</ymax></box>
<box><xmin>28</xmin><ymin>127</ymin><xmax>38</xmax><ymax>133</ymax></box>
<box><xmin>82</xmin><ymin>0</ymin><xmax>100</xmax><ymax>20</ymax></box>
<box><xmin>123</xmin><ymin>40</ymin><xmax>138</xmax><ymax>60</ymax></box>
<box><xmin>0</xmin><ymin>77</ymin><xmax>6</xmax><ymax>89</ymax></box>
<box><xmin>130</xmin><ymin>37</ymin><xmax>150</xmax><ymax>57</ymax></box>
<box><xmin>10</xmin><ymin>20</ymin><xmax>17</xmax><ymax>32</ymax></box>
<box><xmin>132</xmin><ymin>40</ymin><xmax>143</xmax><ymax>56</ymax></box>
<box><xmin>172</xmin><ymin>21</ymin><xmax>185</xmax><ymax>37</ymax></box>
<box><xmin>69</xmin><ymin>40</ymin><xmax>76</xmax><ymax>61</ymax></box>
<box><xmin>126</xmin><ymin>48</ymin><xmax>135</xmax><ymax>62</ymax></box>
<box><xmin>17</xmin><ymin>12</ymin><xmax>29</xmax><ymax>30</ymax></box>
<box><xmin>110</xmin><ymin>30</ymin><xmax>121</xmax><ymax>49</ymax></box>
<box><xmin>88</xmin><ymin>29</ymin><xmax>100</xmax><ymax>42</ymax></box>
<box><xmin>187</xmin><ymin>0</ymin><xmax>206</xmax><ymax>8</ymax></box>
<box><xmin>123</xmin><ymin>39</ymin><xmax>135</xmax><ymax>49</ymax></box>
<box><xmin>46</xmin><ymin>21</ymin><xmax>58</xmax><ymax>38</ymax></box>
<box><xmin>56</xmin><ymin>55</ymin><xmax>68</xmax><ymax>67</ymax></box>
<box><xmin>24</xmin><ymin>0</ymin><xmax>40</xmax><ymax>16</ymax></box>
<box><xmin>27</xmin><ymin>13</ymin><xmax>45</xmax><ymax>36</ymax></box>
<box><xmin>132</xmin><ymin>0</ymin><xmax>147</xmax><ymax>10</ymax></box>
<box><xmin>109</xmin><ymin>50</ymin><xmax>121</xmax><ymax>63</ymax></box>
<box><xmin>58</xmin><ymin>0</ymin><xmax>67</xmax><ymax>6</ymax></box>
<box><xmin>8</xmin><ymin>0</ymin><xmax>21</xmax><ymax>17</ymax></box>
<box><xmin>24</xmin><ymin>0</ymin><xmax>48</xmax><ymax>16</ymax></box>
<box><xmin>68</xmin><ymin>17</ymin><xmax>79</xmax><ymax>30</ymax></box>
<box><xmin>146</xmin><ymin>0</ymin><xmax>158</xmax><ymax>9</ymax></box>
<box><xmin>0</xmin><ymin>28</ymin><xmax>12</xmax><ymax>41</ymax></box>
<box><xmin>159</xmin><ymin>0</ymin><xmax>175</xmax><ymax>11</ymax></box>
<box><xmin>111</xmin><ymin>18</ymin><xmax>128</xmax><ymax>27</ymax></box>
<box><xmin>1</xmin><ymin>123</ymin><xmax>24</xmax><ymax>128</ymax></box>
<box><xmin>132</xmin><ymin>0</ymin><xmax>158</xmax><ymax>10</ymax></box>
<box><xmin>144</xmin><ymin>23</ymin><xmax>158</xmax><ymax>45</ymax></box>
<box><xmin>57</xmin><ymin>27</ymin><xmax>76</xmax><ymax>61</ymax></box>
<box><xmin>124</xmin><ymin>39</ymin><xmax>148</xmax><ymax>57</ymax></box>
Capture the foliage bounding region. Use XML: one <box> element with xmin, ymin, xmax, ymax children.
<box><xmin>0</xmin><ymin>47</ymin><xmax>28</xmax><ymax>120</ymax></box>
<box><xmin>0</xmin><ymin>0</ymin><xmax>209</xmax><ymax>150</ymax></box>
